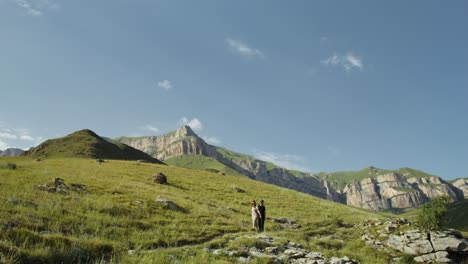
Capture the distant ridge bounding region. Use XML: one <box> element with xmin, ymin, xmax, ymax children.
<box><xmin>0</xmin><ymin>148</ymin><xmax>24</xmax><ymax>157</ymax></box>
<box><xmin>22</xmin><ymin>129</ymin><xmax>163</xmax><ymax>163</ymax></box>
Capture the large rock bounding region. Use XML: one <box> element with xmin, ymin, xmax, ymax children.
<box><xmin>156</xmin><ymin>196</ymin><xmax>179</xmax><ymax>210</ymax></box>
<box><xmin>430</xmin><ymin>230</ymin><xmax>468</xmax><ymax>252</ymax></box>
<box><xmin>452</xmin><ymin>178</ymin><xmax>468</xmax><ymax>198</ymax></box>
<box><xmin>153</xmin><ymin>173</ymin><xmax>167</xmax><ymax>184</ymax></box>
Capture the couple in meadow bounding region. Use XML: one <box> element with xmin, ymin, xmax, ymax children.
<box><xmin>251</xmin><ymin>200</ymin><xmax>266</xmax><ymax>232</ymax></box>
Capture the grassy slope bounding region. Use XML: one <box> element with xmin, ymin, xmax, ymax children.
<box><xmin>319</xmin><ymin>167</ymin><xmax>437</xmax><ymax>190</ymax></box>
<box><xmin>165</xmin><ymin>155</ymin><xmax>241</xmax><ymax>176</ymax></box>
<box><xmin>0</xmin><ymin>157</ymin><xmax>394</xmax><ymax>263</ymax></box>
<box><xmin>216</xmin><ymin>147</ymin><xmax>310</xmax><ymax>178</ymax></box>
<box><xmin>23</xmin><ymin>130</ymin><xmax>161</xmax><ymax>163</ymax></box>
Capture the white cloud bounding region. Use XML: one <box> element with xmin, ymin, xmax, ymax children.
<box><xmin>179</xmin><ymin>117</ymin><xmax>203</xmax><ymax>131</ymax></box>
<box><xmin>203</xmin><ymin>136</ymin><xmax>221</xmax><ymax>145</ymax></box>
<box><xmin>158</xmin><ymin>80</ymin><xmax>172</xmax><ymax>90</ymax></box>
<box><xmin>253</xmin><ymin>149</ymin><xmax>311</xmax><ymax>172</ymax></box>
<box><xmin>0</xmin><ymin>131</ymin><xmax>18</xmax><ymax>140</ymax></box>
<box><xmin>0</xmin><ymin>139</ymin><xmax>9</xmax><ymax>150</ymax></box>
<box><xmin>20</xmin><ymin>135</ymin><xmax>34</xmax><ymax>141</ymax></box>
<box><xmin>144</xmin><ymin>125</ymin><xmax>159</xmax><ymax>133</ymax></box>
<box><xmin>0</xmin><ymin>123</ymin><xmax>42</xmax><ymax>149</ymax></box>
<box><xmin>12</xmin><ymin>0</ymin><xmax>58</xmax><ymax>16</ymax></box>
<box><xmin>344</xmin><ymin>53</ymin><xmax>363</xmax><ymax>70</ymax></box>
<box><xmin>321</xmin><ymin>52</ymin><xmax>364</xmax><ymax>71</ymax></box>
<box><xmin>225</xmin><ymin>38</ymin><xmax>264</xmax><ymax>58</ymax></box>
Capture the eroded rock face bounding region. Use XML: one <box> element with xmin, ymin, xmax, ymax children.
<box><xmin>118</xmin><ymin>126</ymin><xmax>218</xmax><ymax>161</ymax></box>
<box><xmin>342</xmin><ymin>173</ymin><xmax>462</xmax><ymax>211</ymax></box>
<box><xmin>452</xmin><ymin>178</ymin><xmax>468</xmax><ymax>198</ymax></box>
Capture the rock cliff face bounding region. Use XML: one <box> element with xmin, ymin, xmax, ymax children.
<box><xmin>453</xmin><ymin>178</ymin><xmax>468</xmax><ymax>198</ymax></box>
<box><xmin>117</xmin><ymin>126</ymin><xmax>218</xmax><ymax>161</ymax></box>
<box><xmin>116</xmin><ymin>126</ymin><xmax>330</xmax><ymax>199</ymax></box>
<box><xmin>342</xmin><ymin>173</ymin><xmax>463</xmax><ymax>211</ymax></box>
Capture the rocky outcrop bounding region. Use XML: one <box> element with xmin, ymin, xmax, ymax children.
<box><xmin>452</xmin><ymin>178</ymin><xmax>468</xmax><ymax>198</ymax></box>
<box><xmin>0</xmin><ymin>148</ymin><xmax>24</xmax><ymax>156</ymax></box>
<box><xmin>359</xmin><ymin>219</ymin><xmax>467</xmax><ymax>263</ymax></box>
<box><xmin>116</xmin><ymin>126</ymin><xmax>217</xmax><ymax>161</ymax></box>
<box><xmin>342</xmin><ymin>173</ymin><xmax>463</xmax><ymax>211</ymax></box>
<box><xmin>207</xmin><ymin>234</ymin><xmax>358</xmax><ymax>264</ymax></box>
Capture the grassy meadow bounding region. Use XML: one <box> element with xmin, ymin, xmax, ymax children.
<box><xmin>0</xmin><ymin>157</ymin><xmax>405</xmax><ymax>263</ymax></box>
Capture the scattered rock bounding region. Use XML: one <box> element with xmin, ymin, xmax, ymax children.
<box><xmin>153</xmin><ymin>173</ymin><xmax>167</xmax><ymax>184</ymax></box>
<box><xmin>233</xmin><ymin>186</ymin><xmax>245</xmax><ymax>193</ymax></box>
<box><xmin>272</xmin><ymin>218</ymin><xmax>302</xmax><ymax>229</ymax></box>
<box><xmin>218</xmin><ymin>172</ymin><xmax>226</xmax><ymax>176</ymax></box>
<box><xmin>96</xmin><ymin>159</ymin><xmax>105</xmax><ymax>164</ymax></box>
<box><xmin>156</xmin><ymin>196</ymin><xmax>179</xmax><ymax>210</ymax></box>
<box><xmin>208</xmin><ymin>235</ymin><xmax>358</xmax><ymax>264</ymax></box>
<box><xmin>127</xmin><ymin>250</ymin><xmax>136</xmax><ymax>256</ymax></box>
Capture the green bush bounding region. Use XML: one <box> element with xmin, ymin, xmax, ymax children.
<box><xmin>0</xmin><ymin>162</ymin><xmax>17</xmax><ymax>170</ymax></box>
<box><xmin>417</xmin><ymin>195</ymin><xmax>451</xmax><ymax>231</ymax></box>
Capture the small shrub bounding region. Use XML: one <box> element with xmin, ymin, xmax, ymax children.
<box><xmin>0</xmin><ymin>163</ymin><xmax>17</xmax><ymax>170</ymax></box>
<box><xmin>417</xmin><ymin>195</ymin><xmax>451</xmax><ymax>231</ymax></box>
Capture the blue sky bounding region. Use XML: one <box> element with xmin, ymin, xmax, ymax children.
<box><xmin>1</xmin><ymin>1</ymin><xmax>468</xmax><ymax>179</ymax></box>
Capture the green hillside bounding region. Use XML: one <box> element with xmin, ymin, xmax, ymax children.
<box><xmin>22</xmin><ymin>129</ymin><xmax>162</xmax><ymax>163</ymax></box>
<box><xmin>0</xmin><ymin>157</ymin><xmax>395</xmax><ymax>263</ymax></box>
<box><xmin>165</xmin><ymin>155</ymin><xmax>241</xmax><ymax>176</ymax></box>
<box><xmin>318</xmin><ymin>166</ymin><xmax>437</xmax><ymax>190</ymax></box>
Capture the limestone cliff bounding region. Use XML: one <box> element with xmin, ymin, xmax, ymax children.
<box><xmin>452</xmin><ymin>178</ymin><xmax>468</xmax><ymax>198</ymax></box>
<box><xmin>342</xmin><ymin>172</ymin><xmax>463</xmax><ymax>211</ymax></box>
<box><xmin>116</xmin><ymin>126</ymin><xmax>218</xmax><ymax>161</ymax></box>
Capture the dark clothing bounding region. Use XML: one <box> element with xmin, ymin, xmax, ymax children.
<box><xmin>258</xmin><ymin>205</ymin><xmax>266</xmax><ymax>232</ymax></box>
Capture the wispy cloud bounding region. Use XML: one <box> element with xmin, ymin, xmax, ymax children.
<box><xmin>0</xmin><ymin>139</ymin><xmax>9</xmax><ymax>150</ymax></box>
<box><xmin>321</xmin><ymin>52</ymin><xmax>364</xmax><ymax>71</ymax></box>
<box><xmin>144</xmin><ymin>125</ymin><xmax>159</xmax><ymax>133</ymax></box>
<box><xmin>225</xmin><ymin>38</ymin><xmax>264</xmax><ymax>58</ymax></box>
<box><xmin>0</xmin><ymin>131</ymin><xmax>18</xmax><ymax>140</ymax></box>
<box><xmin>158</xmin><ymin>80</ymin><xmax>172</xmax><ymax>90</ymax></box>
<box><xmin>252</xmin><ymin>149</ymin><xmax>311</xmax><ymax>172</ymax></box>
<box><xmin>0</xmin><ymin>124</ymin><xmax>42</xmax><ymax>149</ymax></box>
<box><xmin>203</xmin><ymin>136</ymin><xmax>221</xmax><ymax>145</ymax></box>
<box><xmin>11</xmin><ymin>0</ymin><xmax>58</xmax><ymax>16</ymax></box>
<box><xmin>179</xmin><ymin>117</ymin><xmax>203</xmax><ymax>131</ymax></box>
<box><xmin>20</xmin><ymin>135</ymin><xmax>35</xmax><ymax>141</ymax></box>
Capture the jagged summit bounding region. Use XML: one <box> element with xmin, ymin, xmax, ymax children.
<box><xmin>176</xmin><ymin>125</ymin><xmax>197</xmax><ymax>137</ymax></box>
<box><xmin>22</xmin><ymin>129</ymin><xmax>162</xmax><ymax>163</ymax></box>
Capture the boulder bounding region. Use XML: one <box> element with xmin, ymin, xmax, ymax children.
<box><xmin>430</xmin><ymin>230</ymin><xmax>468</xmax><ymax>252</ymax></box>
<box><xmin>156</xmin><ymin>196</ymin><xmax>179</xmax><ymax>210</ymax></box>
<box><xmin>153</xmin><ymin>173</ymin><xmax>167</xmax><ymax>184</ymax></box>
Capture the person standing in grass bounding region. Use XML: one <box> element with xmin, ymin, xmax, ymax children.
<box><xmin>258</xmin><ymin>200</ymin><xmax>266</xmax><ymax>232</ymax></box>
<box><xmin>251</xmin><ymin>200</ymin><xmax>262</xmax><ymax>232</ymax></box>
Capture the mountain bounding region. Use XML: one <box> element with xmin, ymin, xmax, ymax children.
<box><xmin>116</xmin><ymin>126</ymin><xmax>332</xmax><ymax>199</ymax></box>
<box><xmin>0</xmin><ymin>148</ymin><xmax>24</xmax><ymax>156</ymax></box>
<box><xmin>116</xmin><ymin>126</ymin><xmax>466</xmax><ymax>211</ymax></box>
<box><xmin>22</xmin><ymin>129</ymin><xmax>163</xmax><ymax>163</ymax></box>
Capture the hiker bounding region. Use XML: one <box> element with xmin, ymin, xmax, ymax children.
<box><xmin>251</xmin><ymin>200</ymin><xmax>262</xmax><ymax>232</ymax></box>
<box><xmin>258</xmin><ymin>200</ymin><xmax>266</xmax><ymax>232</ymax></box>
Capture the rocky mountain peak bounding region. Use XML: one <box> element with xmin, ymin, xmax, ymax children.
<box><xmin>174</xmin><ymin>125</ymin><xmax>197</xmax><ymax>138</ymax></box>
